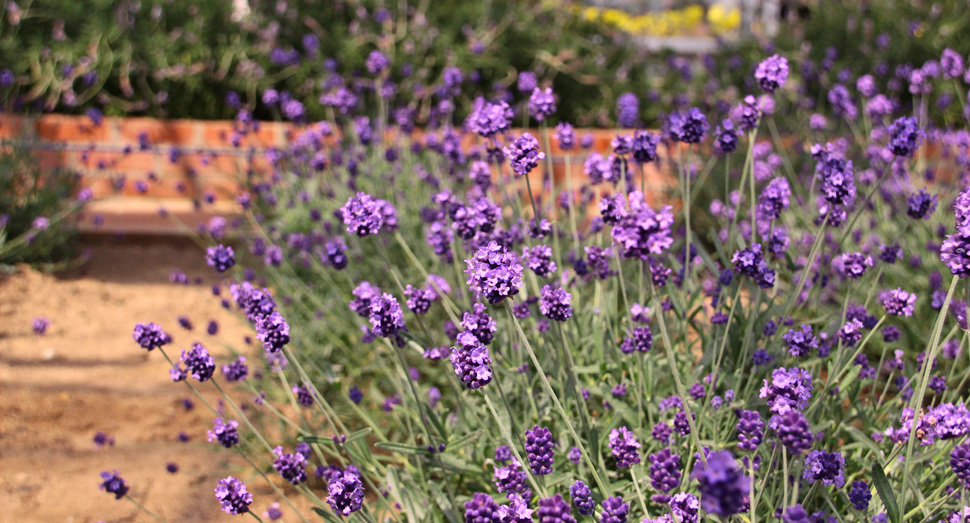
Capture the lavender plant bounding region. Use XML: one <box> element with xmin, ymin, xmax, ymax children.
<box><xmin>109</xmin><ymin>41</ymin><xmax>970</xmax><ymax>523</ymax></box>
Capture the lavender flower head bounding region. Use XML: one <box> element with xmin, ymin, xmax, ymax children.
<box><xmin>179</xmin><ymin>343</ymin><xmax>216</xmax><ymax>381</ymax></box>
<box><xmin>880</xmin><ymin>287</ymin><xmax>917</xmax><ymax>317</ymax></box>
<box><xmin>904</xmin><ymin>188</ymin><xmax>932</xmax><ymax>221</ymax></box>
<box><xmin>256</xmin><ymin>311</ymin><xmax>290</xmax><ymax>353</ymax></box>
<box><xmin>465</xmin><ymin>492</ymin><xmax>501</xmax><ymax>522</ymax></box>
<box><xmin>620</xmin><ymin>325</ymin><xmax>653</xmax><ymax>354</ymax></box>
<box><xmin>99</xmin><ymin>470</ymin><xmax>129</xmax><ymax>499</ymax></box>
<box><xmin>691</xmin><ymin>450</ymin><xmax>750</xmax><ymax>517</ymax></box>
<box><xmin>632</xmin><ymin>130</ymin><xmax>661</xmax><ymax>164</ymax></box>
<box><xmin>737</xmin><ymin>410</ymin><xmax>764</xmax><ymax>450</ymax></box>
<box><xmin>760</xmin><ymin>367</ymin><xmax>813</xmax><ymax>415</ymax></box>
<box><xmin>461</xmin><ymin>302</ymin><xmax>497</xmax><ymax>345</ymax></box>
<box><xmin>340</xmin><ymin>192</ymin><xmax>398</xmax><ymax>237</ymax></box>
<box><xmin>365</xmin><ymin>50</ymin><xmax>388</xmax><ymax>75</ymax></box>
<box><xmin>600</xmin><ymin>496</ymin><xmax>629</xmax><ymax>523</ymax></box>
<box><xmin>539</xmin><ymin>285</ymin><xmax>573</xmax><ymax>322</ymax></box>
<box><xmin>538</xmin><ymin>494</ymin><xmax>577</xmax><ymax>523</ymax></box>
<box><xmin>783</xmin><ymin>325</ymin><xmax>819</xmax><ymax>358</ymax></box>
<box><xmin>450</xmin><ymin>331</ymin><xmax>493</xmax><ymax>389</ymax></box>
<box><xmin>524</xmin><ymin>244</ymin><xmax>557</xmax><ymax>276</ymax></box>
<box><xmin>772</xmin><ymin>410</ymin><xmax>814</xmax><ymax>454</ymax></box>
<box><xmin>132</xmin><ymin>322</ymin><xmax>171</xmax><ymax>351</ymax></box>
<box><xmin>666</xmin><ymin>107</ymin><xmax>708</xmax><ymax>144</ymax></box>
<box><xmin>802</xmin><ymin>450</ymin><xmax>846</xmax><ymax>487</ymax></box>
<box><xmin>326</xmin><ymin>469</ymin><xmax>364</xmax><ymax>515</ymax></box>
<box><xmin>731</xmin><ymin>243</ymin><xmax>776</xmax><ymax>288</ymax></box>
<box><xmin>781</xmin><ymin>505</ymin><xmax>809</xmax><ymax>523</ymax></box>
<box><xmin>368</xmin><ymin>293</ymin><xmax>406</xmax><ymax>337</ymax></box>
<box><xmin>273</xmin><ymin>446</ymin><xmax>308</xmax><ymax>485</ymax></box>
<box><xmin>942</xmin><ymin>48</ymin><xmax>965</xmax><ymax>79</ymax></box>
<box><xmin>755</xmin><ymin>54</ymin><xmax>790</xmax><ymax>93</ymax></box>
<box><xmin>30</xmin><ymin>316</ymin><xmax>48</xmax><ymax>335</ymax></box>
<box><xmin>757</xmin><ymin>177</ymin><xmax>791</xmax><ymax>221</ymax></box>
<box><xmin>611</xmin><ymin>192</ymin><xmax>676</xmax><ymax>259</ymax></box>
<box><xmin>493</xmin><ymin>459</ymin><xmax>531</xmax><ymax>500</ymax></box>
<box><xmin>214</xmin><ymin>476</ymin><xmax>252</xmax><ymax>515</ymax></box>
<box><xmin>616</xmin><ymin>92</ymin><xmax>639</xmax><ymax>128</ymax></box>
<box><xmin>649</xmin><ymin>448</ymin><xmax>682</xmax><ymax>500</ymax></box>
<box><xmin>207</xmin><ymin>418</ymin><xmax>240</xmax><ymax>448</ymax></box>
<box><xmin>951</xmin><ymin>443</ymin><xmax>970</xmax><ymax>488</ymax></box>
<box><xmin>941</xmin><ymin>187</ymin><xmax>970</xmax><ymax>277</ymax></box>
<box><xmin>220</xmin><ymin>355</ymin><xmax>248</xmax><ymax>382</ymax></box>
<box><xmin>525</xmin><ymin>425</ymin><xmax>555</xmax><ymax>475</ymax></box>
<box><xmin>669</xmin><ymin>492</ymin><xmax>700</xmax><ymax>523</ymax></box>
<box><xmin>570</xmin><ymin>480</ymin><xmax>595</xmax><ymax>516</ymax></box>
<box><xmin>555</xmin><ymin>122</ymin><xmax>575</xmax><ymax>150</ymax></box>
<box><xmin>849</xmin><ymin>480</ymin><xmax>872</xmax><ymax>510</ymax></box>
<box><xmin>498</xmin><ymin>494</ymin><xmax>533</xmax><ymax>522</ymax></box>
<box><xmin>814</xmin><ymin>145</ymin><xmax>856</xmax><ymax>226</ymax></box>
<box><xmin>528</xmin><ymin>87</ymin><xmax>556</xmax><ymax>121</ymax></box>
<box><xmin>465</xmin><ymin>241</ymin><xmax>523</xmax><ymax>304</ymax></box>
<box><xmin>836</xmin><ymin>252</ymin><xmax>873</xmax><ymax>279</ymax></box>
<box><xmin>468</xmin><ymin>99</ymin><xmax>513</xmax><ymax>138</ymax></box>
<box><xmin>609</xmin><ymin>426</ymin><xmax>641</xmax><ymax>468</ymax></box>
<box><xmin>887</xmin><ymin>116</ymin><xmax>925</xmax><ymax>157</ymax></box>
<box><xmin>205</xmin><ymin>244</ymin><xmax>235</xmax><ymax>273</ymax></box>
<box><xmin>504</xmin><ymin>132</ymin><xmax>545</xmax><ymax>176</ymax></box>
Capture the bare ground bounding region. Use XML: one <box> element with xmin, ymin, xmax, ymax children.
<box><xmin>0</xmin><ymin>238</ymin><xmax>304</xmax><ymax>522</ymax></box>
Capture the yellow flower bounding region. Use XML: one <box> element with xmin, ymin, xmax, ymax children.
<box><xmin>708</xmin><ymin>4</ymin><xmax>741</xmax><ymax>34</ymax></box>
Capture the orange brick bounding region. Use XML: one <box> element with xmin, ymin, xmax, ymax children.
<box><xmin>37</xmin><ymin>114</ymin><xmax>111</xmax><ymax>142</ymax></box>
<box><xmin>34</xmin><ymin>149</ymin><xmax>70</xmax><ymax>170</ymax></box>
<box><xmin>113</xmin><ymin>151</ymin><xmax>159</xmax><ymax>172</ymax></box>
<box><xmin>0</xmin><ymin>114</ymin><xmax>25</xmax><ymax>139</ymax></box>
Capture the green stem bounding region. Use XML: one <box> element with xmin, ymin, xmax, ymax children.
<box><xmin>125</xmin><ymin>495</ymin><xmax>167</xmax><ymax>523</ymax></box>
<box><xmin>503</xmin><ymin>300</ymin><xmax>611</xmax><ymax>495</ymax></box>
<box><xmin>651</xmin><ymin>286</ymin><xmax>707</xmax><ymax>464</ymax></box>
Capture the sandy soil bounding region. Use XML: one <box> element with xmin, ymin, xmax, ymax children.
<box><xmin>0</xmin><ymin>238</ymin><xmax>299</xmax><ymax>522</ymax></box>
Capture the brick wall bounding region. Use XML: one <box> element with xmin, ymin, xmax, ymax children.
<box><xmin>0</xmin><ymin>113</ymin><xmax>675</xmax><ymax>234</ymax></box>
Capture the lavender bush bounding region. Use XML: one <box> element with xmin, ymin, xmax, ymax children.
<box><xmin>109</xmin><ymin>32</ymin><xmax>970</xmax><ymax>523</ymax></box>
<box><xmin>0</xmin><ymin>144</ymin><xmax>88</xmax><ymax>269</ymax></box>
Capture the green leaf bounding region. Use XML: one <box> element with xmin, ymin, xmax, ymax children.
<box><xmin>376</xmin><ymin>441</ymin><xmax>432</xmax><ymax>455</ymax></box>
<box><xmin>299</xmin><ymin>428</ymin><xmax>372</xmax><ymax>445</ymax></box>
<box><xmin>872</xmin><ymin>462</ymin><xmax>901</xmax><ymax>523</ymax></box>
<box><xmin>310</xmin><ymin>507</ymin><xmax>342</xmax><ymax>523</ymax></box>
<box><xmin>448</xmin><ymin>430</ymin><xmax>484</xmax><ymax>452</ymax></box>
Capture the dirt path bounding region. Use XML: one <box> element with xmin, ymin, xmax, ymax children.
<box><xmin>0</xmin><ymin>238</ymin><xmax>283</xmax><ymax>522</ymax></box>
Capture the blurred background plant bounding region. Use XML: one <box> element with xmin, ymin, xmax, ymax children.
<box><xmin>0</xmin><ymin>143</ymin><xmax>86</xmax><ymax>269</ymax></box>
<box><xmin>10</xmin><ymin>0</ymin><xmax>969</xmax><ymax>128</ymax></box>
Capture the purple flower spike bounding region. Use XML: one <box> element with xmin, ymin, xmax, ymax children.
<box><xmin>803</xmin><ymin>450</ymin><xmax>846</xmax><ymax>487</ymax></box>
<box><xmin>132</xmin><ymin>322</ymin><xmax>172</xmax><ymax>351</ymax></box>
<box><xmin>326</xmin><ymin>469</ymin><xmax>364</xmax><ymax>515</ymax></box>
<box><xmin>99</xmin><ymin>470</ymin><xmax>129</xmax><ymax>500</ymax></box>
<box><xmin>600</xmin><ymin>496</ymin><xmax>629</xmax><ymax>523</ymax></box>
<box><xmin>207</xmin><ymin>418</ymin><xmax>240</xmax><ymax>448</ymax></box>
<box><xmin>504</xmin><ymin>132</ymin><xmax>545</xmax><ymax>176</ymax></box>
<box><xmin>887</xmin><ymin>116</ymin><xmax>925</xmax><ymax>157</ymax></box>
<box><xmin>214</xmin><ymin>476</ymin><xmax>252</xmax><ymax>515</ymax></box>
<box><xmin>450</xmin><ymin>331</ymin><xmax>493</xmax><ymax>389</ymax></box>
<box><xmin>609</xmin><ymin>426</ymin><xmax>641</xmax><ymax>468</ymax></box>
<box><xmin>340</xmin><ymin>192</ymin><xmax>398</xmax><ymax>237</ymax></box>
<box><xmin>666</xmin><ymin>107</ymin><xmax>708</xmax><ymax>144</ymax></box>
<box><xmin>525</xmin><ymin>425</ymin><xmax>555</xmax><ymax>475</ymax></box>
<box><xmin>760</xmin><ymin>367</ymin><xmax>812</xmax><ymax>415</ymax></box>
<box><xmin>528</xmin><ymin>87</ymin><xmax>556</xmax><ymax>121</ymax></box>
<box><xmin>539</xmin><ymin>285</ymin><xmax>573</xmax><ymax>322</ymax></box>
<box><xmin>880</xmin><ymin>287</ymin><xmax>917</xmax><ymax>317</ymax></box>
<box><xmin>464</xmin><ymin>241</ymin><xmax>523</xmax><ymax>304</ymax></box>
<box><xmin>691</xmin><ymin>450</ymin><xmax>749</xmax><ymax>517</ymax></box>
<box><xmin>755</xmin><ymin>54</ymin><xmax>790</xmax><ymax>93</ymax></box>
<box><xmin>205</xmin><ymin>244</ymin><xmax>235</xmax><ymax>273</ymax></box>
